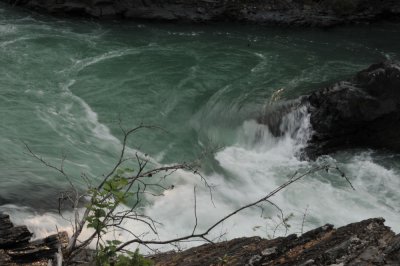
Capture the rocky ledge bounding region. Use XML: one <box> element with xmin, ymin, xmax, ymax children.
<box><xmin>0</xmin><ymin>212</ymin><xmax>67</xmax><ymax>265</ymax></box>
<box><xmin>151</xmin><ymin>218</ymin><xmax>400</xmax><ymax>265</ymax></box>
<box><xmin>1</xmin><ymin>212</ymin><xmax>399</xmax><ymax>265</ymax></box>
<box><xmin>2</xmin><ymin>0</ymin><xmax>400</xmax><ymax>27</ymax></box>
<box><xmin>305</xmin><ymin>61</ymin><xmax>400</xmax><ymax>158</ymax></box>
<box><xmin>259</xmin><ymin>60</ymin><xmax>400</xmax><ymax>158</ymax></box>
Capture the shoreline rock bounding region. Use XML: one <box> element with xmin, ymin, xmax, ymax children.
<box><xmin>0</xmin><ymin>212</ymin><xmax>67</xmax><ymax>265</ymax></box>
<box><xmin>1</xmin><ymin>0</ymin><xmax>400</xmax><ymax>27</ymax></box>
<box><xmin>150</xmin><ymin>218</ymin><xmax>400</xmax><ymax>265</ymax></box>
<box><xmin>1</xmin><ymin>212</ymin><xmax>399</xmax><ymax>265</ymax></box>
<box><xmin>306</xmin><ymin>61</ymin><xmax>400</xmax><ymax>158</ymax></box>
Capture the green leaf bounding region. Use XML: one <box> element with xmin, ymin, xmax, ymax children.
<box><xmin>116</xmin><ymin>168</ymin><xmax>124</xmax><ymax>175</ymax></box>
<box><xmin>95</xmin><ymin>209</ymin><xmax>106</xmax><ymax>218</ymax></box>
<box><xmin>103</xmin><ymin>183</ymin><xmax>112</xmax><ymax>192</ymax></box>
<box><xmin>117</xmin><ymin>177</ymin><xmax>128</xmax><ymax>187</ymax></box>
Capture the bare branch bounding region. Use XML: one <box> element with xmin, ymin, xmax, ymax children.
<box><xmin>301</xmin><ymin>205</ymin><xmax>309</xmax><ymax>235</ymax></box>
<box><xmin>192</xmin><ymin>186</ymin><xmax>198</xmax><ymax>235</ymax></box>
<box><xmin>115</xmin><ymin>164</ymin><xmax>341</xmax><ymax>251</ymax></box>
<box><xmin>25</xmin><ymin>122</ymin><xmax>354</xmax><ymax>265</ymax></box>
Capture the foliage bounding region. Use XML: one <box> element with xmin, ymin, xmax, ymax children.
<box><xmin>86</xmin><ymin>168</ymin><xmax>134</xmax><ymax>235</ymax></box>
<box><xmin>217</xmin><ymin>254</ymin><xmax>230</xmax><ymax>265</ymax></box>
<box><xmin>86</xmin><ymin>168</ymin><xmax>152</xmax><ymax>265</ymax></box>
<box><xmin>96</xmin><ymin>246</ymin><xmax>153</xmax><ymax>266</ymax></box>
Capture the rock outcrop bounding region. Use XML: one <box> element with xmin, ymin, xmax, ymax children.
<box><xmin>258</xmin><ymin>61</ymin><xmax>400</xmax><ymax>158</ymax></box>
<box><xmin>0</xmin><ymin>212</ymin><xmax>67</xmax><ymax>265</ymax></box>
<box><xmin>150</xmin><ymin>218</ymin><xmax>400</xmax><ymax>265</ymax></box>
<box><xmin>305</xmin><ymin>61</ymin><xmax>400</xmax><ymax>158</ymax></box>
<box><xmin>1</xmin><ymin>213</ymin><xmax>399</xmax><ymax>265</ymax></box>
<box><xmin>2</xmin><ymin>0</ymin><xmax>400</xmax><ymax>27</ymax></box>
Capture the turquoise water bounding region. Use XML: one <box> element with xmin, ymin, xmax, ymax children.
<box><xmin>1</xmin><ymin>3</ymin><xmax>400</xmax><ymax>247</ymax></box>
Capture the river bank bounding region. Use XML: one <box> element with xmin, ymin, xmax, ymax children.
<box><xmin>1</xmin><ymin>212</ymin><xmax>399</xmax><ymax>265</ymax></box>
<box><xmin>2</xmin><ymin>0</ymin><xmax>400</xmax><ymax>27</ymax></box>
<box><xmin>150</xmin><ymin>218</ymin><xmax>400</xmax><ymax>265</ymax></box>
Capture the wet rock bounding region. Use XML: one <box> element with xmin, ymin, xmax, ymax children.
<box><xmin>0</xmin><ymin>213</ymin><xmax>32</xmax><ymax>249</ymax></box>
<box><xmin>304</xmin><ymin>61</ymin><xmax>400</xmax><ymax>158</ymax></box>
<box><xmin>1</xmin><ymin>212</ymin><xmax>399</xmax><ymax>265</ymax></box>
<box><xmin>0</xmin><ymin>212</ymin><xmax>67</xmax><ymax>265</ymax></box>
<box><xmin>150</xmin><ymin>218</ymin><xmax>400</xmax><ymax>266</ymax></box>
<box><xmin>1</xmin><ymin>0</ymin><xmax>400</xmax><ymax>27</ymax></box>
<box><xmin>258</xmin><ymin>61</ymin><xmax>400</xmax><ymax>158</ymax></box>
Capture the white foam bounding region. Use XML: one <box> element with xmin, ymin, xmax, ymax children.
<box><xmin>127</xmin><ymin>105</ymin><xmax>400</xmax><ymax>247</ymax></box>
<box><xmin>7</xmin><ymin>101</ymin><xmax>400</xmax><ymax>252</ymax></box>
<box><xmin>0</xmin><ymin>205</ymin><xmax>74</xmax><ymax>240</ymax></box>
<box><xmin>0</xmin><ymin>24</ymin><xmax>16</xmax><ymax>34</ymax></box>
<box><xmin>0</xmin><ymin>36</ymin><xmax>33</xmax><ymax>48</ymax></box>
<box><xmin>167</xmin><ymin>31</ymin><xmax>202</xmax><ymax>37</ymax></box>
<box><xmin>67</xmin><ymin>49</ymin><xmax>140</xmax><ymax>74</ymax></box>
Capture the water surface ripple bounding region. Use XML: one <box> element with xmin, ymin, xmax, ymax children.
<box><xmin>1</xmin><ymin>3</ymin><xmax>400</xmax><ymax>247</ymax></box>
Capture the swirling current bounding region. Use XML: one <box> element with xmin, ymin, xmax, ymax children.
<box><xmin>1</xmin><ymin>3</ymin><xmax>400</xmax><ymax>251</ymax></box>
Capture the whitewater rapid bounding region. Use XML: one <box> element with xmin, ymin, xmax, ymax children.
<box><xmin>2</xmin><ymin>99</ymin><xmax>399</xmax><ymax>253</ymax></box>
<box><xmin>1</xmin><ymin>4</ymin><xmax>399</xmax><ymax>253</ymax></box>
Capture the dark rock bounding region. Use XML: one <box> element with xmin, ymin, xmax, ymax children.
<box><xmin>150</xmin><ymin>218</ymin><xmax>400</xmax><ymax>266</ymax></box>
<box><xmin>7</xmin><ymin>231</ymin><xmax>68</xmax><ymax>263</ymax></box>
<box><xmin>0</xmin><ymin>212</ymin><xmax>67</xmax><ymax>265</ymax></box>
<box><xmin>258</xmin><ymin>61</ymin><xmax>400</xmax><ymax>158</ymax></box>
<box><xmin>1</xmin><ymin>0</ymin><xmax>400</xmax><ymax>27</ymax></box>
<box><xmin>0</xmin><ymin>250</ymin><xmax>12</xmax><ymax>265</ymax></box>
<box><xmin>1</xmin><ymin>212</ymin><xmax>399</xmax><ymax>265</ymax></box>
<box><xmin>257</xmin><ymin>100</ymin><xmax>304</xmax><ymax>138</ymax></box>
<box><xmin>0</xmin><ymin>213</ymin><xmax>32</xmax><ymax>249</ymax></box>
<box><xmin>305</xmin><ymin>61</ymin><xmax>400</xmax><ymax>158</ymax></box>
<box><xmin>385</xmin><ymin>234</ymin><xmax>400</xmax><ymax>264</ymax></box>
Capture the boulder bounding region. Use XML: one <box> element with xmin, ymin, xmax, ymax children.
<box><xmin>258</xmin><ymin>61</ymin><xmax>400</xmax><ymax>158</ymax></box>
<box><xmin>305</xmin><ymin>61</ymin><xmax>400</xmax><ymax>158</ymax></box>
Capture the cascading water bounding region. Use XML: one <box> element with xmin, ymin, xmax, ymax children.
<box><xmin>1</xmin><ymin>2</ymin><xmax>400</xmax><ymax>252</ymax></box>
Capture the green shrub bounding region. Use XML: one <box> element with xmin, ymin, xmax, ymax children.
<box><xmin>96</xmin><ymin>247</ymin><xmax>153</xmax><ymax>266</ymax></box>
<box><xmin>115</xmin><ymin>250</ymin><xmax>153</xmax><ymax>266</ymax></box>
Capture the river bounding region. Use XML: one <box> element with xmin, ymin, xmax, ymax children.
<box><xmin>1</xmin><ymin>3</ymin><xmax>400</xmax><ymax>250</ymax></box>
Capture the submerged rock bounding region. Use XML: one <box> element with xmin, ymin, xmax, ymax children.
<box><xmin>1</xmin><ymin>0</ymin><xmax>400</xmax><ymax>27</ymax></box>
<box><xmin>150</xmin><ymin>218</ymin><xmax>400</xmax><ymax>265</ymax></box>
